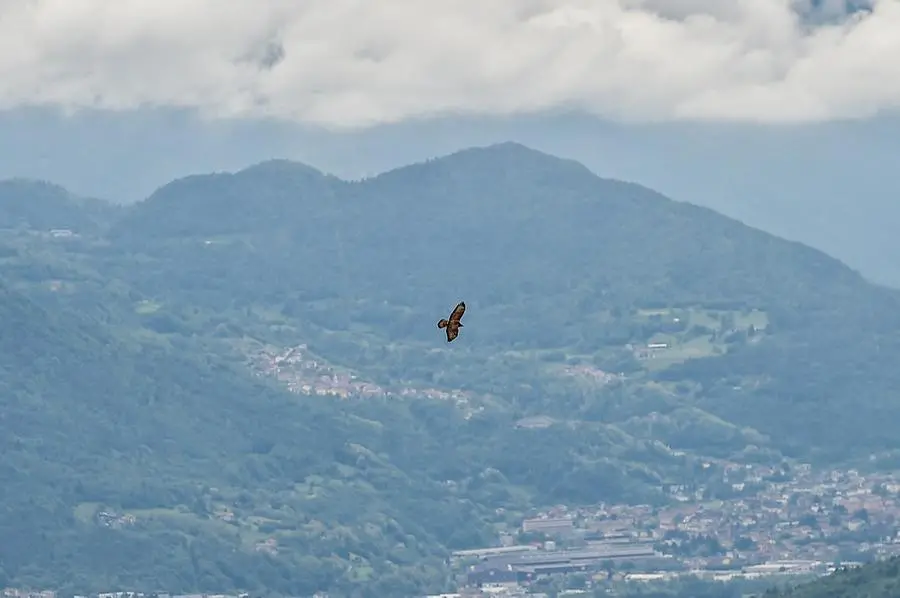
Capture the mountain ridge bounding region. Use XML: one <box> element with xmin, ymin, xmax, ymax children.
<box><xmin>100</xmin><ymin>141</ymin><xmax>900</xmax><ymax>462</ymax></box>
<box><xmin>111</xmin><ymin>142</ymin><xmax>871</xmax><ymax>288</ymax></box>
<box><xmin>1</xmin><ymin>141</ymin><xmax>899</xmax><ymax>595</ymax></box>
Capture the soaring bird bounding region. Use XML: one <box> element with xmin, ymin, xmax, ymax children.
<box><xmin>437</xmin><ymin>301</ymin><xmax>466</xmax><ymax>342</ymax></box>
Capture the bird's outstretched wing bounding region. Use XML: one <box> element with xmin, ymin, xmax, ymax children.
<box><xmin>448</xmin><ymin>301</ymin><xmax>466</xmax><ymax>325</ymax></box>
<box><xmin>443</xmin><ymin>301</ymin><xmax>466</xmax><ymax>342</ymax></box>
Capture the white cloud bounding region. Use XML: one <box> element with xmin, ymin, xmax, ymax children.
<box><xmin>0</xmin><ymin>0</ymin><xmax>897</xmax><ymax>129</ymax></box>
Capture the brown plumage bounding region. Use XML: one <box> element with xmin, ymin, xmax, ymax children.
<box><xmin>437</xmin><ymin>301</ymin><xmax>466</xmax><ymax>342</ymax></box>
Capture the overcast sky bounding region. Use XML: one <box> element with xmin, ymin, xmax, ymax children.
<box><xmin>0</xmin><ymin>0</ymin><xmax>897</xmax><ymax>128</ymax></box>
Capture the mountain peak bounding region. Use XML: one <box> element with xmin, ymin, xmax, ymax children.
<box><xmin>0</xmin><ymin>177</ymin><xmax>113</xmax><ymax>231</ymax></box>
<box><xmin>114</xmin><ymin>158</ymin><xmax>344</xmax><ymax>241</ymax></box>
<box><xmin>368</xmin><ymin>140</ymin><xmax>598</xmax><ymax>191</ymax></box>
<box><xmin>237</xmin><ymin>159</ymin><xmax>336</xmax><ymax>182</ymax></box>
<box><xmin>0</xmin><ymin>178</ymin><xmax>83</xmax><ymax>208</ymax></box>
<box><xmin>440</xmin><ymin>140</ymin><xmax>592</xmax><ymax>173</ymax></box>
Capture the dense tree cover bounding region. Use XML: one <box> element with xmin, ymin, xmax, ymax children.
<box><xmin>0</xmin><ymin>281</ymin><xmax>476</xmax><ymax>595</ymax></box>
<box><xmin>525</xmin><ymin>572</ymin><xmax>799</xmax><ymax>597</ymax></box>
<box><xmin>604</xmin><ymin>576</ymin><xmax>798</xmax><ymax>598</ymax></box>
<box><xmin>2</xmin><ymin>142</ymin><xmax>900</xmax><ymax>594</ymax></box>
<box><xmin>108</xmin><ymin>142</ymin><xmax>900</xmax><ymax>460</ymax></box>
<box><xmin>0</xmin><ymin>251</ymin><xmax>689</xmax><ymax>594</ymax></box>
<box><xmin>0</xmin><ymin>179</ymin><xmax>118</xmax><ymax>233</ymax></box>
<box><xmin>761</xmin><ymin>557</ymin><xmax>900</xmax><ymax>598</ymax></box>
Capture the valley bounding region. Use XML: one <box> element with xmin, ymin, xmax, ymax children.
<box><xmin>2</xmin><ymin>144</ymin><xmax>900</xmax><ymax>596</ymax></box>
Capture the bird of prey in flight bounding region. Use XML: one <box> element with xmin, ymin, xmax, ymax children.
<box><xmin>437</xmin><ymin>301</ymin><xmax>466</xmax><ymax>342</ymax></box>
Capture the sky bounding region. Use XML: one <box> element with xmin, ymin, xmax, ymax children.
<box><xmin>0</xmin><ymin>1</ymin><xmax>899</xmax><ymax>286</ymax></box>
<box><xmin>0</xmin><ymin>0</ymin><xmax>897</xmax><ymax>128</ymax></box>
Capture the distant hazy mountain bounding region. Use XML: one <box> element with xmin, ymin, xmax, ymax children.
<box><xmin>2</xmin><ymin>107</ymin><xmax>899</xmax><ymax>288</ymax></box>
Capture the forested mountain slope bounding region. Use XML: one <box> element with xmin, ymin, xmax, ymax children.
<box><xmin>2</xmin><ymin>142</ymin><xmax>899</xmax><ymax>595</ymax></box>
<box><xmin>111</xmin><ymin>142</ymin><xmax>900</xmax><ymax>460</ymax></box>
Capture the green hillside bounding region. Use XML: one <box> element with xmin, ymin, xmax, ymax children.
<box><xmin>1</xmin><ymin>143</ymin><xmax>900</xmax><ymax>595</ymax></box>
<box><xmin>0</xmin><ymin>179</ymin><xmax>118</xmax><ymax>232</ymax></box>
<box><xmin>109</xmin><ymin>142</ymin><xmax>900</xmax><ymax>460</ymax></box>
<box><xmin>0</xmin><ymin>277</ymin><xmax>494</xmax><ymax>595</ymax></box>
<box><xmin>761</xmin><ymin>557</ymin><xmax>900</xmax><ymax>598</ymax></box>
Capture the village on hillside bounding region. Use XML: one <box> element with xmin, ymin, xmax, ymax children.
<box><xmin>243</xmin><ymin>341</ymin><xmax>486</xmax><ymax>417</ymax></box>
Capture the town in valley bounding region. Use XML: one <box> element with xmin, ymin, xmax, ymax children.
<box><xmin>8</xmin><ymin>463</ymin><xmax>900</xmax><ymax>598</ymax></box>
<box><xmin>438</xmin><ymin>462</ymin><xmax>900</xmax><ymax>596</ymax></box>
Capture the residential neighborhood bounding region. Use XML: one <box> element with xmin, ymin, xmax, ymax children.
<box><xmin>440</xmin><ymin>463</ymin><xmax>900</xmax><ymax>596</ymax></box>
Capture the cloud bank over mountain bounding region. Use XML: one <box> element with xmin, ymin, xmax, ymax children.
<box><xmin>0</xmin><ymin>0</ymin><xmax>895</xmax><ymax>129</ymax></box>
